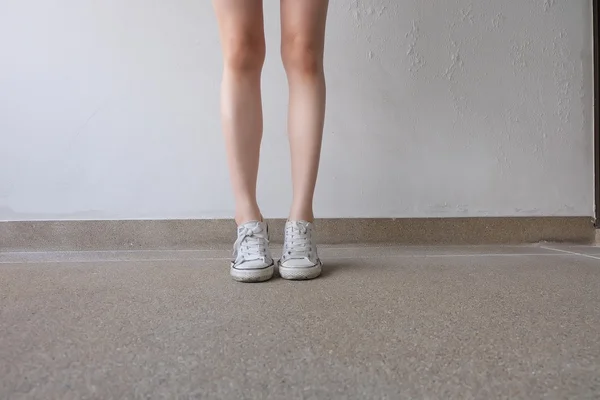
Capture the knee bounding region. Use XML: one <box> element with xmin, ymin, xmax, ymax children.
<box><xmin>224</xmin><ymin>34</ymin><xmax>265</xmax><ymax>73</ymax></box>
<box><xmin>282</xmin><ymin>36</ymin><xmax>323</xmax><ymax>78</ymax></box>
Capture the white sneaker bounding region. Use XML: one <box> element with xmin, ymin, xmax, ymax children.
<box><xmin>230</xmin><ymin>221</ymin><xmax>274</xmax><ymax>282</ymax></box>
<box><xmin>279</xmin><ymin>221</ymin><xmax>322</xmax><ymax>280</ymax></box>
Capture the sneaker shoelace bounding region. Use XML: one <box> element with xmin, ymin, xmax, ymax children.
<box><xmin>234</xmin><ymin>224</ymin><xmax>269</xmax><ymax>264</ymax></box>
<box><xmin>284</xmin><ymin>222</ymin><xmax>313</xmax><ymax>259</ymax></box>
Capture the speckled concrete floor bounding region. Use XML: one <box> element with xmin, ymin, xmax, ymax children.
<box><xmin>1</xmin><ymin>245</ymin><xmax>600</xmax><ymax>399</ymax></box>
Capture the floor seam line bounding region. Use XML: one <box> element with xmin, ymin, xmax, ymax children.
<box><xmin>540</xmin><ymin>246</ymin><xmax>600</xmax><ymax>260</ymax></box>
<box><xmin>0</xmin><ymin>246</ymin><xmax>546</xmax><ymax>256</ymax></box>
<box><xmin>0</xmin><ymin>253</ymin><xmax>578</xmax><ymax>264</ymax></box>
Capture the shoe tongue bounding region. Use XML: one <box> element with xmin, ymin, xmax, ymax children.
<box><xmin>291</xmin><ymin>220</ymin><xmax>311</xmax><ymax>227</ymax></box>
<box><xmin>240</xmin><ymin>221</ymin><xmax>263</xmax><ymax>234</ymax></box>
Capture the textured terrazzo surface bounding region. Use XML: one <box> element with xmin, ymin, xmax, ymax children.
<box><xmin>1</xmin><ymin>244</ymin><xmax>600</xmax><ymax>399</ymax></box>
<box><xmin>0</xmin><ymin>217</ymin><xmax>594</xmax><ymax>251</ymax></box>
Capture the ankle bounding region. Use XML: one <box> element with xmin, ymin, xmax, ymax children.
<box><xmin>236</xmin><ymin>215</ymin><xmax>263</xmax><ymax>226</ymax></box>
<box><xmin>288</xmin><ymin>210</ymin><xmax>314</xmax><ymax>223</ymax></box>
<box><xmin>235</xmin><ymin>206</ymin><xmax>262</xmax><ymax>226</ymax></box>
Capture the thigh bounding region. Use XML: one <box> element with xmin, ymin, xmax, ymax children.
<box><xmin>280</xmin><ymin>0</ymin><xmax>329</xmax><ymax>52</ymax></box>
<box><xmin>213</xmin><ymin>0</ymin><xmax>265</xmax><ymax>49</ymax></box>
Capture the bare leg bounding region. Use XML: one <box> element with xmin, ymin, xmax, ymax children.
<box><xmin>281</xmin><ymin>0</ymin><xmax>329</xmax><ymax>222</ymax></box>
<box><xmin>213</xmin><ymin>0</ymin><xmax>265</xmax><ymax>225</ymax></box>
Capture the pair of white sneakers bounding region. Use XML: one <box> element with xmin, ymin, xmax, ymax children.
<box><xmin>230</xmin><ymin>220</ymin><xmax>322</xmax><ymax>282</ymax></box>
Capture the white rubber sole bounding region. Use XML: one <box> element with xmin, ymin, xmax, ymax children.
<box><xmin>278</xmin><ymin>260</ymin><xmax>323</xmax><ymax>281</ymax></box>
<box><xmin>230</xmin><ymin>263</ymin><xmax>275</xmax><ymax>283</ymax></box>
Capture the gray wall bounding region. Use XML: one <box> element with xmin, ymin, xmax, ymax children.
<box><xmin>0</xmin><ymin>0</ymin><xmax>594</xmax><ymax>220</ymax></box>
